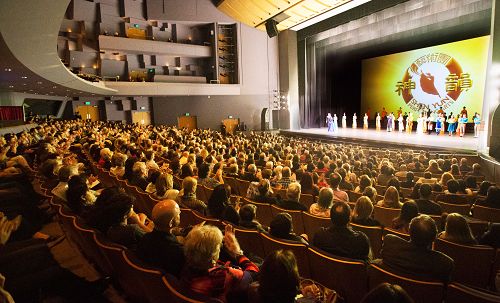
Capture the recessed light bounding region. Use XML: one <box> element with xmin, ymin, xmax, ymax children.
<box><xmin>50</xmin><ymin>92</ymin><xmax>54</xmax><ymax>94</ymax></box>
<box><xmin>37</xmin><ymin>81</ymin><xmax>42</xmax><ymax>84</ymax></box>
<box><xmin>8</xmin><ymin>85</ymin><xmax>14</xmax><ymax>88</ymax></box>
<box><xmin>23</xmin><ymin>83</ymin><xmax>27</xmax><ymax>86</ymax></box>
<box><xmin>52</xmin><ymin>86</ymin><xmax>57</xmax><ymax>88</ymax></box>
<box><xmin>4</xmin><ymin>68</ymin><xmax>11</xmax><ymax>72</ymax></box>
<box><xmin>21</xmin><ymin>76</ymin><xmax>27</xmax><ymax>79</ymax></box>
<box><xmin>66</xmin><ymin>89</ymin><xmax>70</xmax><ymax>92</ymax></box>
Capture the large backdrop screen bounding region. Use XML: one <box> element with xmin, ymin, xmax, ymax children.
<box><xmin>361</xmin><ymin>36</ymin><xmax>490</xmax><ymax>118</ymax></box>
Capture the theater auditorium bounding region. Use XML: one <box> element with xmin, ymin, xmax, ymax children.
<box><xmin>0</xmin><ymin>0</ymin><xmax>499</xmax><ymax>302</ymax></box>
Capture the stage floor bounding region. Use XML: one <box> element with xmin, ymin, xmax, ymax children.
<box><xmin>280</xmin><ymin>127</ymin><xmax>480</xmax><ymax>153</ymax></box>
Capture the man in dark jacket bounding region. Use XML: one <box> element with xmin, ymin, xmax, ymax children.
<box><xmin>415</xmin><ymin>184</ymin><xmax>442</xmax><ymax>215</ymax></box>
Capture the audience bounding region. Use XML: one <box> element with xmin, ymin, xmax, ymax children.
<box><xmin>415</xmin><ymin>184</ymin><xmax>442</xmax><ymax>215</ymax></box>
<box><xmin>352</xmin><ymin>196</ymin><xmax>380</xmax><ymax>226</ymax></box>
<box><xmin>360</xmin><ymin>283</ymin><xmax>414</xmax><ymax>303</ymax></box>
<box><xmin>309</xmin><ymin>187</ymin><xmax>333</xmax><ymax>217</ymax></box>
<box><xmin>438</xmin><ymin>213</ymin><xmax>477</xmax><ymax>245</ymax></box>
<box><xmin>391</xmin><ymin>201</ymin><xmax>419</xmax><ymax>233</ymax></box>
<box><xmin>277</xmin><ymin>182</ymin><xmax>307</xmax><ymax>211</ymax></box>
<box><xmin>176</xmin><ymin>177</ymin><xmax>207</xmax><ymax>214</ymax></box>
<box><xmin>269</xmin><ymin>213</ymin><xmax>308</xmax><ymax>244</ymax></box>
<box><xmin>239</xmin><ymin>204</ymin><xmax>267</xmax><ymax>232</ymax></box>
<box><xmin>329</xmin><ymin>172</ymin><xmax>349</xmax><ymax>202</ymax></box>
<box><xmin>377</xmin><ymin>186</ymin><xmax>402</xmax><ymax>209</ymax></box>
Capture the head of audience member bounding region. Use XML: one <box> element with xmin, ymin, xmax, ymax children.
<box><xmin>387</xmin><ymin>178</ymin><xmax>401</xmax><ymax>192</ymax></box>
<box><xmin>441</xmin><ymin>213</ymin><xmax>476</xmax><ymax>245</ymax></box>
<box><xmin>300</xmin><ymin>173</ymin><xmax>314</xmax><ymax>191</ymax></box>
<box><xmin>362</xmin><ymin>186</ymin><xmax>377</xmax><ymax>203</ymax></box>
<box><xmin>198</xmin><ymin>163</ymin><xmax>210</xmax><ymax>179</ymax></box>
<box><xmin>449</xmin><ymin>164</ymin><xmax>460</xmax><ymax>175</ymax></box>
<box><xmin>419</xmin><ymin>183</ymin><xmax>432</xmax><ymax>199</ymax></box>
<box><xmin>459</xmin><ymin>158</ymin><xmax>469</xmax><ymax>170</ymax></box>
<box><xmin>360</xmin><ymin>283</ymin><xmax>414</xmax><ymax>303</ymax></box>
<box><xmin>329</xmin><ymin>172</ymin><xmax>342</xmax><ymax>189</ymax></box>
<box><xmin>57</xmin><ymin>165</ymin><xmax>78</xmax><ymax>183</ymax></box>
<box><xmin>353</xmin><ymin>196</ymin><xmax>374</xmax><ymax>222</ymax></box>
<box><xmin>330</xmin><ymin>201</ymin><xmax>351</xmax><ymax>228</ymax></box>
<box><xmin>440</xmin><ymin>172</ymin><xmax>454</xmax><ymax>187</ymax></box>
<box><xmin>409</xmin><ymin>215</ymin><xmax>438</xmax><ymax>249</ymax></box>
<box><xmin>66</xmin><ymin>175</ymin><xmax>89</xmax><ymax>214</ymax></box>
<box><xmin>286</xmin><ymin>182</ymin><xmax>301</xmax><ymax>201</ymax></box>
<box><xmin>207</xmin><ymin>184</ymin><xmax>231</xmax><ymax>218</ymax></box>
<box><xmin>483</xmin><ymin>186</ymin><xmax>500</xmax><ymax>206</ymax></box>
<box><xmin>258</xmin><ymin>250</ymin><xmax>300</xmax><ymax>303</ymax></box>
<box><xmin>405</xmin><ymin>171</ymin><xmax>414</xmax><ymax>183</ymax></box>
<box><xmin>261</xmin><ymin>168</ymin><xmax>273</xmax><ymax>180</ymax></box>
<box><xmin>239</xmin><ymin>204</ymin><xmax>257</xmax><ymax>224</ymax></box>
<box><xmin>155</xmin><ymin>173</ymin><xmax>175</xmax><ymax>197</ymax></box>
<box><xmin>270</xmin><ymin>213</ymin><xmax>294</xmax><ymax>238</ymax></box>
<box><xmin>282</xmin><ymin>166</ymin><xmax>291</xmax><ymax>179</ymax></box>
<box><xmin>464</xmin><ymin>176</ymin><xmax>477</xmax><ymax>190</ymax></box>
<box><xmin>91</xmin><ymin>192</ymin><xmax>135</xmax><ymax>233</ymax></box>
<box><xmin>446</xmin><ymin>179</ymin><xmax>459</xmax><ymax>194</ymax></box>
<box><xmin>179</xmin><ymin>163</ymin><xmax>194</xmax><ymax>179</ymax></box>
<box><xmin>181</xmin><ymin>176</ymin><xmax>197</xmax><ymax>196</ymax></box>
<box><xmin>456</xmin><ymin>179</ymin><xmax>469</xmax><ymax>194</ymax></box>
<box><xmin>93</xmin><ymin>186</ymin><xmax>124</xmax><ymax>209</ymax></box>
<box><xmin>124</xmin><ymin>157</ymin><xmax>138</xmax><ymax>180</ymax></box>
<box><xmin>382</xmin><ymin>186</ymin><xmax>401</xmax><ymax>208</ymax></box>
<box><xmin>99</xmin><ymin>148</ymin><xmax>113</xmax><ymax>161</ymax></box>
<box><xmin>247</xmin><ymin>164</ymin><xmax>257</xmax><ymax>176</ymax></box>
<box><xmin>471</xmin><ymin>163</ymin><xmax>482</xmax><ymax>175</ymax></box>
<box><xmin>477</xmin><ymin>181</ymin><xmax>492</xmax><ymax>196</ymax></box>
<box><xmin>394</xmin><ymin>200</ymin><xmax>419</xmax><ymax>227</ymax></box>
<box><xmin>151</xmin><ymin>199</ymin><xmax>181</xmax><ymax>233</ymax></box>
<box><xmin>111</xmin><ymin>152</ymin><xmax>127</xmax><ymax>168</ymax></box>
<box><xmin>132</xmin><ymin>161</ymin><xmax>147</xmax><ymax>178</ymax></box>
<box><xmin>317</xmin><ymin>187</ymin><xmax>334</xmax><ymax>210</ymax></box>
<box><xmin>358</xmin><ymin>175</ymin><xmax>372</xmax><ymax>191</ymax></box>
<box><xmin>257</xmin><ymin>179</ymin><xmax>273</xmax><ymax>197</ymax></box>
<box><xmin>423</xmin><ymin>172</ymin><xmax>432</xmax><ymax>180</ymax></box>
<box><xmin>183</xmin><ymin>225</ymin><xmax>223</xmax><ymax>271</ymax></box>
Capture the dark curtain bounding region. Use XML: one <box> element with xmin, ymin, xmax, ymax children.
<box><xmin>0</xmin><ymin>106</ymin><xmax>24</xmax><ymax>120</ymax></box>
<box><xmin>302</xmin><ymin>43</ymin><xmax>329</xmax><ymax>128</ymax></box>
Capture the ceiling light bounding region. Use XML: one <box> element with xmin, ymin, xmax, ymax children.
<box><xmin>23</xmin><ymin>83</ymin><xmax>27</xmax><ymax>86</ymax></box>
<box><xmin>4</xmin><ymin>68</ymin><xmax>11</xmax><ymax>72</ymax></box>
<box><xmin>8</xmin><ymin>85</ymin><xmax>14</xmax><ymax>88</ymax></box>
<box><xmin>37</xmin><ymin>81</ymin><xmax>42</xmax><ymax>84</ymax></box>
<box><xmin>290</xmin><ymin>0</ymin><xmax>372</xmax><ymax>31</ymax></box>
<box><xmin>21</xmin><ymin>76</ymin><xmax>27</xmax><ymax>79</ymax></box>
<box><xmin>52</xmin><ymin>86</ymin><xmax>57</xmax><ymax>88</ymax></box>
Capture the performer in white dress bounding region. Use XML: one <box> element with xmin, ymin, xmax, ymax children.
<box><xmin>342</xmin><ymin>113</ymin><xmax>347</xmax><ymax>129</ymax></box>
<box><xmin>406</xmin><ymin>113</ymin><xmax>413</xmax><ymax>134</ymax></box>
<box><xmin>375</xmin><ymin>113</ymin><xmax>381</xmax><ymax>131</ymax></box>
<box><xmin>363</xmin><ymin>113</ymin><xmax>368</xmax><ymax>129</ymax></box>
<box><xmin>427</xmin><ymin>113</ymin><xmax>435</xmax><ymax>135</ymax></box>
<box><xmin>333</xmin><ymin>114</ymin><xmax>339</xmax><ymax>133</ymax></box>
<box><xmin>352</xmin><ymin>113</ymin><xmax>357</xmax><ymax>129</ymax></box>
<box><xmin>398</xmin><ymin>114</ymin><xmax>404</xmax><ymax>132</ymax></box>
<box><xmin>416</xmin><ymin>114</ymin><xmax>423</xmax><ymax>134</ymax></box>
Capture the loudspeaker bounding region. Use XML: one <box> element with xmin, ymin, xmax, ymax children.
<box><xmin>265</xmin><ymin>19</ymin><xmax>278</xmax><ymax>38</ymax></box>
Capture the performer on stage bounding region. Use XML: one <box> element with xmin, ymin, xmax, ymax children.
<box><xmin>427</xmin><ymin>112</ymin><xmax>435</xmax><ymax>135</ymax></box>
<box><xmin>391</xmin><ymin>112</ymin><xmax>396</xmax><ymax>131</ymax></box>
<box><xmin>398</xmin><ymin>113</ymin><xmax>404</xmax><ymax>132</ymax></box>
<box><xmin>333</xmin><ymin>114</ymin><xmax>339</xmax><ymax>133</ymax></box>
<box><xmin>375</xmin><ymin>113</ymin><xmax>381</xmax><ymax>131</ymax></box>
<box><xmin>473</xmin><ymin>113</ymin><xmax>480</xmax><ymax>138</ymax></box>
<box><xmin>406</xmin><ymin>113</ymin><xmax>414</xmax><ymax>133</ymax></box>
<box><xmin>458</xmin><ymin>114</ymin><xmax>468</xmax><ymax>137</ymax></box>
<box><xmin>363</xmin><ymin>113</ymin><xmax>368</xmax><ymax>129</ymax></box>
<box><xmin>447</xmin><ymin>114</ymin><xmax>456</xmax><ymax>136</ymax></box>
<box><xmin>435</xmin><ymin>113</ymin><xmax>443</xmax><ymax>135</ymax></box>
<box><xmin>460</xmin><ymin>106</ymin><xmax>468</xmax><ymax>118</ymax></box>
<box><xmin>416</xmin><ymin>114</ymin><xmax>423</xmax><ymax>134</ymax></box>
<box><xmin>342</xmin><ymin>113</ymin><xmax>347</xmax><ymax>129</ymax></box>
<box><xmin>326</xmin><ymin>113</ymin><xmax>334</xmax><ymax>133</ymax></box>
<box><xmin>387</xmin><ymin>113</ymin><xmax>394</xmax><ymax>132</ymax></box>
<box><xmin>422</xmin><ymin>111</ymin><xmax>427</xmax><ymax>132</ymax></box>
<box><xmin>352</xmin><ymin>113</ymin><xmax>357</xmax><ymax>129</ymax></box>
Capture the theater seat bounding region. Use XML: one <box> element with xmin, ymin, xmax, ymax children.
<box><xmin>233</xmin><ymin>227</ymin><xmax>265</xmax><ymax>260</ymax></box>
<box><xmin>437</xmin><ymin>201</ymin><xmax>471</xmax><ymax>216</ymax></box>
<box><xmin>436</xmin><ymin>194</ymin><xmax>470</xmax><ymax>205</ymax></box>
<box><xmin>472</xmin><ymin>205</ymin><xmax>500</xmax><ymax>223</ymax></box>
<box><xmin>236</xmin><ymin>179</ymin><xmax>251</xmax><ymax>198</ymax></box>
<box><xmin>242</xmin><ymin>199</ymin><xmax>274</xmax><ymax>228</ymax></box>
<box><xmin>373</xmin><ymin>205</ymin><xmax>400</xmax><ymax>227</ymax></box>
<box><xmin>350</xmin><ymin>223</ymin><xmax>383</xmax><ymax>259</ymax></box>
<box><xmin>299</xmin><ymin>193</ymin><xmax>315</xmax><ymax>210</ymax></box>
<box><xmin>271</xmin><ymin>204</ymin><xmax>305</xmax><ymax>235</ymax></box>
<box><xmin>445</xmin><ymin>283</ymin><xmax>500</xmax><ymax>303</ymax></box>
<box><xmin>434</xmin><ymin>238</ymin><xmax>495</xmax><ymax>288</ymax></box>
<box><xmin>308</xmin><ymin>247</ymin><xmax>368</xmax><ymax>303</ymax></box>
<box><xmin>302</xmin><ymin>212</ymin><xmax>330</xmax><ymax>241</ymax></box>
<box><xmin>368</xmin><ymin>263</ymin><xmax>445</xmax><ymax>303</ymax></box>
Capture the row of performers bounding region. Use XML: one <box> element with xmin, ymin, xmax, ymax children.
<box><xmin>325</xmin><ymin>112</ymin><xmax>481</xmax><ymax>137</ymax></box>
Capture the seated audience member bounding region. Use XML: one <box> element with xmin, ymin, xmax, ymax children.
<box><xmin>309</xmin><ymin>187</ymin><xmax>333</xmax><ymax>217</ymax></box>
<box><xmin>438</xmin><ymin>213</ymin><xmax>477</xmax><ymax>245</ymax></box>
<box><xmin>409</xmin><ymin>183</ymin><xmax>421</xmax><ymax>199</ymax></box>
<box><xmin>207</xmin><ymin>184</ymin><xmax>239</xmax><ymax>225</ymax></box>
<box><xmin>467</xmin><ymin>163</ymin><xmax>483</xmax><ymax>177</ymax></box>
<box><xmin>360</xmin><ymin>283</ymin><xmax>414</xmax><ymax>303</ymax></box>
<box><xmin>444</xmin><ymin>179</ymin><xmax>459</xmax><ymax>194</ymax></box>
<box><xmin>137</xmin><ymin>200</ymin><xmax>185</xmax><ymax>277</ymax></box>
<box><xmin>300</xmin><ymin>173</ymin><xmax>319</xmax><ymax>196</ymax></box>
<box><xmin>456</xmin><ymin>179</ymin><xmax>473</xmax><ymax>195</ymax></box>
<box><xmin>251</xmin><ymin>179</ymin><xmax>277</xmax><ymax>204</ymax></box>
<box><xmin>337</xmin><ymin>168</ymin><xmax>354</xmax><ymax>191</ymax></box>
<box><xmin>179</xmin><ymin>163</ymin><xmax>195</xmax><ymax>179</ymax></box>
<box><xmin>449</xmin><ymin>163</ymin><xmax>460</xmax><ymax>176</ymax></box>
<box><xmin>97</xmin><ymin>148</ymin><xmax>112</xmax><ymax>170</ymax></box>
<box><xmin>416</xmin><ymin>172</ymin><xmax>438</xmax><ymax>185</ymax></box>
<box><xmin>248</xmin><ymin>250</ymin><xmax>321</xmax><ymax>303</ymax></box>
<box><xmin>130</xmin><ymin>161</ymin><xmax>149</xmax><ymax>191</ymax></box>
<box><xmin>66</xmin><ymin>175</ymin><xmax>97</xmax><ymax>216</ymax></box>
<box><xmin>400</xmin><ymin>171</ymin><xmax>415</xmax><ymax>189</ymax></box>
<box><xmin>459</xmin><ymin>158</ymin><xmax>472</xmax><ymax>174</ymax></box>
<box><xmin>197</xmin><ymin>163</ymin><xmax>221</xmax><ymax>189</ymax></box>
<box><xmin>391</xmin><ymin>201</ymin><xmax>419</xmax><ymax>233</ymax></box>
<box><xmin>145</xmin><ymin>170</ymin><xmax>161</xmax><ymax>193</ymax></box>
<box><xmin>225</xmin><ymin>163</ymin><xmax>239</xmax><ymax>178</ymax></box>
<box><xmin>242</xmin><ymin>164</ymin><xmax>260</xmax><ymax>182</ymax></box>
<box><xmin>176</xmin><ymin>176</ymin><xmax>207</xmax><ymax>214</ymax></box>
<box><xmin>181</xmin><ymin>225</ymin><xmax>259</xmax><ymax>301</ymax></box>
<box><xmin>478</xmin><ymin>223</ymin><xmax>500</xmax><ymax>248</ymax></box>
<box><xmin>375</xmin><ymin>215</ymin><xmax>454</xmax><ymax>282</ymax></box>
<box><xmin>354</xmin><ymin>175</ymin><xmax>372</xmax><ymax>193</ymax></box>
<box><xmin>239</xmin><ymin>204</ymin><xmax>267</xmax><ymax>232</ymax></box>
<box><xmin>277</xmin><ymin>182</ymin><xmax>307</xmax><ymax>211</ymax></box>
<box><xmin>123</xmin><ymin>157</ymin><xmax>138</xmax><ymax>181</ymax></box>
<box><xmin>439</xmin><ymin>172</ymin><xmax>454</xmax><ymax>188</ymax></box>
<box><xmin>415</xmin><ymin>184</ymin><xmax>442</xmax><ymax>215</ymax></box>
<box><xmin>464</xmin><ymin>175</ymin><xmax>478</xmax><ymax>192</ymax></box>
<box><xmin>269</xmin><ymin>213</ymin><xmax>308</xmax><ymax>244</ymax></box>
<box><xmin>275</xmin><ymin>167</ymin><xmax>293</xmax><ymax>189</ymax></box>
<box><xmin>144</xmin><ymin>150</ymin><xmax>159</xmax><ymax>171</ymax></box>
<box><xmin>362</xmin><ymin>186</ymin><xmax>378</xmax><ymax>204</ymax></box>
<box><xmin>377</xmin><ymin>186</ymin><xmax>403</xmax><ymax>209</ymax></box>
<box><xmin>313</xmin><ymin>201</ymin><xmax>370</xmax><ymax>261</ymax></box>
<box><xmin>109</xmin><ymin>152</ymin><xmax>126</xmax><ymax>178</ymax></box>
<box><xmin>377</xmin><ymin>165</ymin><xmax>394</xmax><ymax>186</ymax></box>
<box><xmin>476</xmin><ymin>181</ymin><xmax>492</xmax><ymax>197</ymax></box>
<box><xmin>154</xmin><ymin>173</ymin><xmax>179</xmax><ymax>200</ymax></box>
<box><xmin>394</xmin><ymin>164</ymin><xmax>408</xmax><ymax>179</ymax></box>
<box><xmin>425</xmin><ymin>160</ymin><xmax>442</xmax><ymax>174</ymax></box>
<box><xmin>329</xmin><ymin>172</ymin><xmax>349</xmax><ymax>202</ymax></box>
<box><xmin>352</xmin><ymin>196</ymin><xmax>380</xmax><ymax>226</ymax></box>
<box><xmin>51</xmin><ymin>165</ymin><xmax>78</xmax><ymax>201</ymax></box>
<box><xmin>474</xmin><ymin>185</ymin><xmax>500</xmax><ymax>209</ymax></box>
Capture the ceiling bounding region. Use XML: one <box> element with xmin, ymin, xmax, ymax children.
<box><xmin>214</xmin><ymin>0</ymin><xmax>357</xmax><ymax>32</ymax></box>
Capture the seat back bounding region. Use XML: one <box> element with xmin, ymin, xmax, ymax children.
<box><xmin>242</xmin><ymin>199</ymin><xmax>274</xmax><ymax>228</ymax></box>
<box><xmin>191</xmin><ymin>211</ymin><xmax>226</xmax><ymax>230</ymax></box>
<box><xmin>434</xmin><ymin>238</ymin><xmax>495</xmax><ymax>288</ymax></box>
<box><xmin>301</xmin><ymin>212</ymin><xmax>331</xmax><ymax>241</ymax></box>
<box><xmin>383</xmin><ymin>228</ymin><xmax>411</xmax><ymax>241</ymax></box>
<box><xmin>203</xmin><ymin>185</ymin><xmax>214</xmax><ymax>201</ymax></box>
<box><xmin>437</xmin><ymin>201</ymin><xmax>471</xmax><ymax>216</ymax></box>
<box><xmin>222</xmin><ymin>176</ymin><xmax>239</xmax><ymax>196</ymax></box>
<box><xmin>445</xmin><ymin>283</ymin><xmax>500</xmax><ymax>303</ymax></box>
<box><xmin>233</xmin><ymin>227</ymin><xmax>265</xmax><ymax>259</ymax></box>
<box><xmin>271</xmin><ymin>205</ymin><xmax>305</xmax><ymax>235</ymax></box>
<box><xmin>373</xmin><ymin>205</ymin><xmax>400</xmax><ymax>227</ymax></box>
<box><xmin>435</xmin><ymin>194</ymin><xmax>470</xmax><ymax>205</ymax></box>
<box><xmin>57</xmin><ymin>206</ymin><xmax>83</xmax><ymax>251</ymax></box>
<box><xmin>350</xmin><ymin>223</ymin><xmax>383</xmax><ymax>259</ymax></box>
<box><xmin>308</xmin><ymin>247</ymin><xmax>367</xmax><ymax>303</ymax></box>
<box><xmin>236</xmin><ymin>179</ymin><xmax>251</xmax><ymax>198</ymax></box>
<box><xmin>299</xmin><ymin>193</ymin><xmax>315</xmax><ymax>210</ymax></box>
<box><xmin>472</xmin><ymin>205</ymin><xmax>500</xmax><ymax>223</ymax></box>
<box><xmin>368</xmin><ymin>264</ymin><xmax>444</xmax><ymax>303</ymax></box>
<box><xmin>346</xmin><ymin>190</ymin><xmax>362</xmax><ymax>202</ymax></box>
<box><xmin>179</xmin><ymin>208</ymin><xmax>197</xmax><ymax>228</ymax></box>
<box><xmin>195</xmin><ymin>184</ymin><xmax>207</xmax><ymax>202</ymax></box>
<box><xmin>260</xmin><ymin>232</ymin><xmax>311</xmax><ymax>278</ymax></box>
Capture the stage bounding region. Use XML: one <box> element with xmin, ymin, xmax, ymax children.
<box><xmin>279</xmin><ymin>127</ymin><xmax>480</xmax><ymax>153</ymax></box>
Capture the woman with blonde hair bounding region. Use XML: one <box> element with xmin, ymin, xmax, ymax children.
<box><xmin>377</xmin><ymin>186</ymin><xmax>402</xmax><ymax>208</ymax></box>
<box><xmin>154</xmin><ymin>173</ymin><xmax>179</xmax><ymax>200</ymax></box>
<box><xmin>352</xmin><ymin>196</ymin><xmax>380</xmax><ymax>226</ymax></box>
<box><xmin>439</xmin><ymin>172</ymin><xmax>454</xmax><ymax>187</ymax></box>
<box><xmin>438</xmin><ymin>213</ymin><xmax>477</xmax><ymax>245</ymax></box>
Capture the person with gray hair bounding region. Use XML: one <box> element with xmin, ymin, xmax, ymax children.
<box><xmin>130</xmin><ymin>161</ymin><xmax>148</xmax><ymax>190</ymax></box>
<box><xmin>276</xmin><ymin>166</ymin><xmax>293</xmax><ymax>189</ymax></box>
<box><xmin>242</xmin><ymin>164</ymin><xmax>259</xmax><ymax>182</ymax></box>
<box><xmin>277</xmin><ymin>182</ymin><xmax>307</xmax><ymax>211</ymax></box>
<box><xmin>309</xmin><ymin>187</ymin><xmax>333</xmax><ymax>217</ymax></box>
<box><xmin>110</xmin><ymin>152</ymin><xmax>127</xmax><ymax>178</ymax></box>
<box><xmin>51</xmin><ymin>165</ymin><xmax>78</xmax><ymax>201</ymax></box>
<box><xmin>176</xmin><ymin>176</ymin><xmax>207</xmax><ymax>214</ymax></box>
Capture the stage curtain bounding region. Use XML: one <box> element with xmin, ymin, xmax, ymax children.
<box><xmin>0</xmin><ymin>106</ymin><xmax>24</xmax><ymax>121</ymax></box>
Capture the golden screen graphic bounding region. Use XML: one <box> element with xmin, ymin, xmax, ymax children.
<box><xmin>361</xmin><ymin>36</ymin><xmax>490</xmax><ymax>117</ymax></box>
